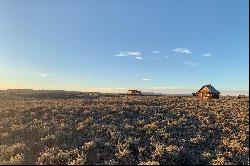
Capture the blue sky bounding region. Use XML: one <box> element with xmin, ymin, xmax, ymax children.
<box><xmin>0</xmin><ymin>0</ymin><xmax>249</xmax><ymax>94</ymax></box>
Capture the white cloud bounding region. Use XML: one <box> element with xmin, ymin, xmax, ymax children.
<box><xmin>114</xmin><ymin>51</ymin><xmax>141</xmax><ymax>57</ymax></box>
<box><xmin>36</xmin><ymin>72</ymin><xmax>54</xmax><ymax>77</ymax></box>
<box><xmin>135</xmin><ymin>57</ymin><xmax>143</xmax><ymax>60</ymax></box>
<box><xmin>128</xmin><ymin>51</ymin><xmax>141</xmax><ymax>56</ymax></box>
<box><xmin>37</xmin><ymin>73</ymin><xmax>48</xmax><ymax>77</ymax></box>
<box><xmin>152</xmin><ymin>51</ymin><xmax>160</xmax><ymax>54</ymax></box>
<box><xmin>142</xmin><ymin>78</ymin><xmax>151</xmax><ymax>81</ymax></box>
<box><xmin>202</xmin><ymin>53</ymin><xmax>212</xmax><ymax>57</ymax></box>
<box><xmin>114</xmin><ymin>53</ymin><xmax>127</xmax><ymax>57</ymax></box>
<box><xmin>165</xmin><ymin>56</ymin><xmax>169</xmax><ymax>58</ymax></box>
<box><xmin>173</xmin><ymin>48</ymin><xmax>192</xmax><ymax>54</ymax></box>
<box><xmin>184</xmin><ymin>61</ymin><xmax>197</xmax><ymax>67</ymax></box>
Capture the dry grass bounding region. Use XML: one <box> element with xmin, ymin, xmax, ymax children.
<box><xmin>0</xmin><ymin>92</ymin><xmax>249</xmax><ymax>165</ymax></box>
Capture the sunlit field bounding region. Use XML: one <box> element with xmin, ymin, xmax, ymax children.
<box><xmin>0</xmin><ymin>91</ymin><xmax>249</xmax><ymax>165</ymax></box>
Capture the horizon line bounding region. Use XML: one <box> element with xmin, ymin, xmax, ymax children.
<box><xmin>0</xmin><ymin>87</ymin><xmax>249</xmax><ymax>91</ymax></box>
<box><xmin>0</xmin><ymin>87</ymin><xmax>249</xmax><ymax>96</ymax></box>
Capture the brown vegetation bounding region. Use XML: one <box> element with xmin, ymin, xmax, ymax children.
<box><xmin>0</xmin><ymin>92</ymin><xmax>249</xmax><ymax>165</ymax></box>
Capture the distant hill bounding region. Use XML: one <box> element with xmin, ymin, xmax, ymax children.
<box><xmin>6</xmin><ymin>89</ymin><xmax>34</xmax><ymax>92</ymax></box>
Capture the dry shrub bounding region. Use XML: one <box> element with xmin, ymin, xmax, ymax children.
<box><xmin>36</xmin><ymin>147</ymin><xmax>85</xmax><ymax>165</ymax></box>
<box><xmin>138</xmin><ymin>160</ymin><xmax>160</xmax><ymax>165</ymax></box>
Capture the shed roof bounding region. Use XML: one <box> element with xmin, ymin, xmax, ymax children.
<box><xmin>198</xmin><ymin>84</ymin><xmax>220</xmax><ymax>94</ymax></box>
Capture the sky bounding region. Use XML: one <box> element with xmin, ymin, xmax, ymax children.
<box><xmin>0</xmin><ymin>0</ymin><xmax>249</xmax><ymax>95</ymax></box>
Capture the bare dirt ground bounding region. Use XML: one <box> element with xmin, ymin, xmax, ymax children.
<box><xmin>0</xmin><ymin>91</ymin><xmax>249</xmax><ymax>165</ymax></box>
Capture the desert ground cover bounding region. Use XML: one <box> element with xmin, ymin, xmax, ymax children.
<box><xmin>0</xmin><ymin>92</ymin><xmax>249</xmax><ymax>165</ymax></box>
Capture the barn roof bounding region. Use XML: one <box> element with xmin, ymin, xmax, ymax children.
<box><xmin>198</xmin><ymin>84</ymin><xmax>220</xmax><ymax>94</ymax></box>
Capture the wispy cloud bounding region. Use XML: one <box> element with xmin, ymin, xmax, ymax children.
<box><xmin>202</xmin><ymin>53</ymin><xmax>212</xmax><ymax>57</ymax></box>
<box><xmin>149</xmin><ymin>56</ymin><xmax>160</xmax><ymax>60</ymax></box>
<box><xmin>173</xmin><ymin>48</ymin><xmax>192</xmax><ymax>54</ymax></box>
<box><xmin>165</xmin><ymin>56</ymin><xmax>169</xmax><ymax>58</ymax></box>
<box><xmin>135</xmin><ymin>57</ymin><xmax>143</xmax><ymax>60</ymax></box>
<box><xmin>37</xmin><ymin>73</ymin><xmax>49</xmax><ymax>77</ymax></box>
<box><xmin>87</xmin><ymin>75</ymin><xmax>93</xmax><ymax>78</ymax></box>
<box><xmin>184</xmin><ymin>61</ymin><xmax>197</xmax><ymax>67</ymax></box>
<box><xmin>142</xmin><ymin>78</ymin><xmax>151</xmax><ymax>81</ymax></box>
<box><xmin>36</xmin><ymin>72</ymin><xmax>54</xmax><ymax>77</ymax></box>
<box><xmin>114</xmin><ymin>51</ymin><xmax>141</xmax><ymax>57</ymax></box>
<box><xmin>152</xmin><ymin>51</ymin><xmax>160</xmax><ymax>54</ymax></box>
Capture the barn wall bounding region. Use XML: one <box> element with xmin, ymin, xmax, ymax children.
<box><xmin>195</xmin><ymin>91</ymin><xmax>219</xmax><ymax>99</ymax></box>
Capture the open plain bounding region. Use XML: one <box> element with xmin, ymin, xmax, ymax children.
<box><xmin>0</xmin><ymin>91</ymin><xmax>249</xmax><ymax>165</ymax></box>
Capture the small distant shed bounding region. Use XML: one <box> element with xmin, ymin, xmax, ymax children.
<box><xmin>193</xmin><ymin>84</ymin><xmax>220</xmax><ymax>99</ymax></box>
<box><xmin>128</xmin><ymin>90</ymin><xmax>141</xmax><ymax>95</ymax></box>
<box><xmin>237</xmin><ymin>95</ymin><xmax>247</xmax><ymax>99</ymax></box>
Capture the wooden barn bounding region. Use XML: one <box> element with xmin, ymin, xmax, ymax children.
<box><xmin>193</xmin><ymin>84</ymin><xmax>220</xmax><ymax>99</ymax></box>
<box><xmin>128</xmin><ymin>90</ymin><xmax>141</xmax><ymax>95</ymax></box>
